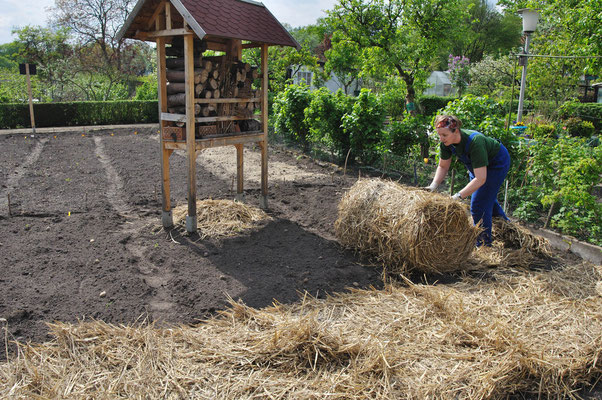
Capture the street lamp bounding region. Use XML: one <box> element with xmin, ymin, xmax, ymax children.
<box><xmin>516</xmin><ymin>8</ymin><xmax>539</xmax><ymax>123</ymax></box>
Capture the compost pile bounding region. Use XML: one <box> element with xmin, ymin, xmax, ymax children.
<box><xmin>1</xmin><ymin>262</ymin><xmax>600</xmax><ymax>399</ymax></box>
<box><xmin>335</xmin><ymin>178</ymin><xmax>480</xmax><ymax>274</ymax></box>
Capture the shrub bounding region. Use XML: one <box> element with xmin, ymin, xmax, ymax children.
<box><xmin>273</xmin><ymin>84</ymin><xmax>312</xmax><ymax>148</ymax></box>
<box><xmin>389</xmin><ymin>114</ymin><xmax>430</xmax><ymax>157</ymax></box>
<box><xmin>134</xmin><ymin>75</ymin><xmax>158</xmax><ymax>100</ymax></box>
<box><xmin>528</xmin><ymin>123</ymin><xmax>557</xmax><ymax>141</ymax></box>
<box><xmin>304</xmin><ymin>88</ymin><xmax>353</xmax><ymax>161</ymax></box>
<box><xmin>341</xmin><ymin>89</ymin><xmax>386</xmax><ymax>164</ymax></box>
<box><xmin>0</xmin><ymin>100</ymin><xmax>158</xmax><ymax>129</ymax></box>
<box><xmin>562</xmin><ymin>117</ymin><xmax>595</xmax><ymax>138</ymax></box>
<box><xmin>558</xmin><ymin>101</ymin><xmax>602</xmax><ymax>132</ymax></box>
<box><xmin>418</xmin><ymin>95</ymin><xmax>454</xmax><ymax>117</ymax></box>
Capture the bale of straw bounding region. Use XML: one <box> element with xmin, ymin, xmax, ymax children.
<box><xmin>492</xmin><ymin>218</ymin><xmax>551</xmax><ymax>256</ymax></box>
<box><xmin>335</xmin><ymin>179</ymin><xmax>480</xmax><ymax>274</ymax></box>
<box><xmin>172</xmin><ymin>199</ymin><xmax>270</xmax><ymax>239</ymax></box>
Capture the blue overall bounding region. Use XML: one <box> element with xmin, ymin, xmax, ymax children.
<box><xmin>450</xmin><ymin>132</ymin><xmax>510</xmax><ymax>246</ymax></box>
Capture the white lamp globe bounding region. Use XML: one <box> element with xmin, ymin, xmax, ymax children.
<box><xmin>518</xmin><ymin>9</ymin><xmax>539</xmax><ymax>33</ymax></box>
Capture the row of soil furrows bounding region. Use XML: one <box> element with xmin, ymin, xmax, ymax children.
<box><xmin>0</xmin><ymin>127</ymin><xmax>382</xmax><ymax>360</ymax></box>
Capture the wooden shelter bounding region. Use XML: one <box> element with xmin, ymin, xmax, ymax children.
<box><xmin>117</xmin><ymin>0</ymin><xmax>299</xmax><ymax>232</ymax></box>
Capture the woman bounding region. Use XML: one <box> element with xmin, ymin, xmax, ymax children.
<box><xmin>425</xmin><ymin>115</ymin><xmax>510</xmax><ymax>246</ymax></box>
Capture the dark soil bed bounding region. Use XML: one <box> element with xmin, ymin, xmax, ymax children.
<box><xmin>0</xmin><ymin>126</ymin><xmax>381</xmax><ymax>358</ymax></box>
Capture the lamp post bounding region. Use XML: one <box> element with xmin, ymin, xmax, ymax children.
<box><xmin>516</xmin><ymin>8</ymin><xmax>539</xmax><ymax>123</ymax></box>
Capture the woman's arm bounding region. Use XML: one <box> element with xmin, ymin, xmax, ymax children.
<box><xmin>457</xmin><ymin>166</ymin><xmax>487</xmax><ymax>198</ymax></box>
<box><xmin>426</xmin><ymin>158</ymin><xmax>452</xmax><ymax>190</ymax></box>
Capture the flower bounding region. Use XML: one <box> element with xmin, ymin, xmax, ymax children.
<box><xmin>423</xmin><ymin>158</ymin><xmax>429</xmax><ymax>164</ymax></box>
<box><xmin>515</xmin><ymin>121</ymin><xmax>525</xmax><ymax>126</ymax></box>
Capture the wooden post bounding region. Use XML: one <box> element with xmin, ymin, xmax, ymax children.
<box><xmin>165</xmin><ymin>2</ymin><xmax>172</xmax><ymax>30</ymax></box>
<box><xmin>235</xmin><ymin>144</ymin><xmax>244</xmax><ymax>201</ymax></box>
<box><xmin>157</xmin><ymin>23</ymin><xmax>173</xmax><ymax>228</ymax></box>
<box><xmin>184</xmin><ymin>33</ymin><xmax>197</xmax><ymax>233</ymax></box>
<box><xmin>25</xmin><ymin>64</ymin><xmax>36</xmax><ymax>134</ymax></box>
<box><xmin>259</xmin><ymin>44</ymin><xmax>269</xmax><ymax>209</ymax></box>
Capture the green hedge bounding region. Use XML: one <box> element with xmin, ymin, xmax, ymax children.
<box><xmin>558</xmin><ymin>101</ymin><xmax>602</xmax><ymax>132</ymax></box>
<box><xmin>417</xmin><ymin>95</ymin><xmax>455</xmax><ymax>117</ymax></box>
<box><xmin>0</xmin><ymin>100</ymin><xmax>159</xmax><ymax>129</ymax></box>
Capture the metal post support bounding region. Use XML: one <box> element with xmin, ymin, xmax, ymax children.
<box><xmin>517</xmin><ymin>33</ymin><xmax>531</xmax><ymax>123</ymax></box>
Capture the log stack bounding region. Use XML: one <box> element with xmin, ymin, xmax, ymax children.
<box><xmin>164</xmin><ymin>39</ymin><xmax>262</xmax><ymax>138</ymax></box>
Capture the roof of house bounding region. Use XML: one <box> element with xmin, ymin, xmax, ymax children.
<box><xmin>117</xmin><ymin>0</ymin><xmax>299</xmax><ymax>49</ymax></box>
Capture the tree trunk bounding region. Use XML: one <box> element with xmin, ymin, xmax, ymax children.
<box><xmin>398</xmin><ymin>67</ymin><xmax>429</xmax><ymax>159</ymax></box>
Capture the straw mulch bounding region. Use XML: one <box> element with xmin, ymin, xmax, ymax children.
<box><xmin>1</xmin><ymin>262</ymin><xmax>601</xmax><ymax>399</ymax></box>
<box><xmin>335</xmin><ymin>178</ymin><xmax>480</xmax><ymax>275</ymax></box>
<box><xmin>172</xmin><ymin>199</ymin><xmax>270</xmax><ymax>239</ymax></box>
<box><xmin>492</xmin><ymin>217</ymin><xmax>552</xmax><ymax>256</ymax></box>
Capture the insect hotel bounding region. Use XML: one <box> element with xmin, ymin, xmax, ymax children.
<box><xmin>117</xmin><ymin>0</ymin><xmax>299</xmax><ymax>232</ymax></box>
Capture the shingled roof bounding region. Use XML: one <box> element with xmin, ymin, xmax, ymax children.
<box><xmin>118</xmin><ymin>0</ymin><xmax>300</xmax><ymax>49</ymax></box>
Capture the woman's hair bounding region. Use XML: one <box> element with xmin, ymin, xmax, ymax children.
<box><xmin>435</xmin><ymin>115</ymin><xmax>462</xmax><ymax>132</ymax></box>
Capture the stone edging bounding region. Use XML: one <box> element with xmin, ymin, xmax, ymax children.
<box><xmin>528</xmin><ymin>226</ymin><xmax>602</xmax><ymax>265</ymax></box>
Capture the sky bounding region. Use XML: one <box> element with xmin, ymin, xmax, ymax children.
<box><xmin>0</xmin><ymin>0</ymin><xmax>338</xmax><ymax>45</ymax></box>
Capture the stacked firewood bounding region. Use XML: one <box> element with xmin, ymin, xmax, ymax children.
<box><xmin>164</xmin><ymin>38</ymin><xmax>261</xmax><ymax>135</ymax></box>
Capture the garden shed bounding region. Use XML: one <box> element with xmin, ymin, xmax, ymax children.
<box><xmin>117</xmin><ymin>0</ymin><xmax>299</xmax><ymax>232</ymax></box>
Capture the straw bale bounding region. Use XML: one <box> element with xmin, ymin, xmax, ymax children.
<box><xmin>492</xmin><ymin>218</ymin><xmax>552</xmax><ymax>256</ymax></box>
<box><xmin>335</xmin><ymin>178</ymin><xmax>480</xmax><ymax>275</ymax></box>
<box><xmin>172</xmin><ymin>199</ymin><xmax>270</xmax><ymax>239</ymax></box>
<box><xmin>2</xmin><ymin>261</ymin><xmax>600</xmax><ymax>399</ymax></box>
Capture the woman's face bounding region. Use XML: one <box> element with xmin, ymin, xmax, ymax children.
<box><xmin>436</xmin><ymin>126</ymin><xmax>458</xmax><ymax>146</ymax></box>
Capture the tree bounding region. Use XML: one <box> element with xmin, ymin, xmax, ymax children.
<box><xmin>326</xmin><ymin>0</ymin><xmax>463</xmax><ymax>157</ymax></box>
<box><xmin>242</xmin><ymin>24</ymin><xmax>327</xmax><ymax>94</ymax></box>
<box><xmin>435</xmin><ymin>0</ymin><xmax>522</xmax><ymax>69</ymax></box>
<box><xmin>48</xmin><ymin>0</ymin><xmax>151</xmax><ymax>100</ymax></box>
<box><xmin>448</xmin><ymin>54</ymin><xmax>471</xmax><ymax>97</ymax></box>
<box><xmin>468</xmin><ymin>54</ymin><xmax>515</xmax><ymax>98</ymax></box>
<box><xmin>12</xmin><ymin>25</ymin><xmax>73</xmax><ymax>101</ymax></box>
<box><xmin>50</xmin><ymin>0</ymin><xmax>135</xmax><ymax>70</ymax></box>
<box><xmin>497</xmin><ymin>0</ymin><xmax>602</xmax><ymax>72</ymax></box>
<box><xmin>324</xmin><ymin>33</ymin><xmax>363</xmax><ymax>95</ymax></box>
<box><xmin>0</xmin><ymin>42</ymin><xmax>22</xmax><ymax>70</ymax></box>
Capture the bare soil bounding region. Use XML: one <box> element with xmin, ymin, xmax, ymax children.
<box><xmin>0</xmin><ymin>126</ymin><xmax>382</xmax><ymax>359</ymax></box>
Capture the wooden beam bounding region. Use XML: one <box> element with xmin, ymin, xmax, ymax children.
<box><xmin>195</xmin><ymin>97</ymin><xmax>261</xmax><ymax>104</ymax></box>
<box><xmin>157</xmin><ymin>35</ymin><xmax>173</xmax><ymax>228</ymax></box>
<box><xmin>165</xmin><ymin>2</ymin><xmax>172</xmax><ymax>30</ymax></box>
<box><xmin>184</xmin><ymin>33</ymin><xmax>197</xmax><ymax>232</ymax></box>
<box><xmin>260</xmin><ymin>43</ymin><xmax>269</xmax><ymax>209</ymax></box>
<box><xmin>194</xmin><ymin>115</ymin><xmax>252</xmax><ymax>123</ymax></box>
<box><xmin>145</xmin><ymin>28</ymin><xmax>193</xmax><ymax>38</ymax></box>
<box><xmin>161</xmin><ymin>112</ymin><xmax>187</xmax><ymax>122</ymax></box>
<box><xmin>235</xmin><ymin>144</ymin><xmax>244</xmax><ymax>200</ymax></box>
<box><xmin>229</xmin><ymin>39</ymin><xmax>242</xmax><ymax>60</ymax></box>
<box><xmin>146</xmin><ymin>0</ymin><xmax>166</xmax><ymax>30</ymax></box>
<box><xmin>205</xmin><ymin>41</ymin><xmax>228</xmax><ymax>52</ymax></box>
<box><xmin>242</xmin><ymin>42</ymin><xmax>262</xmax><ymax>49</ymax></box>
<box><xmin>163</xmin><ymin>132</ymin><xmax>264</xmax><ymax>151</ymax></box>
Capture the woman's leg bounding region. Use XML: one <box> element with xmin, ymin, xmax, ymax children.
<box><xmin>471</xmin><ymin>146</ymin><xmax>510</xmax><ymax>246</ymax></box>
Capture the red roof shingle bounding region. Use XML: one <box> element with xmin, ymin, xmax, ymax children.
<box><xmin>119</xmin><ymin>0</ymin><xmax>299</xmax><ymax>48</ymax></box>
